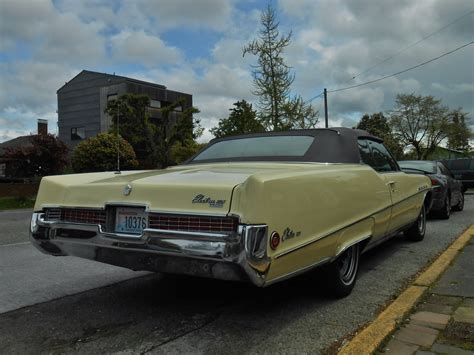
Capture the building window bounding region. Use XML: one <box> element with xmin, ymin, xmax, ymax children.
<box><xmin>71</xmin><ymin>127</ymin><xmax>85</xmax><ymax>140</ymax></box>
<box><xmin>150</xmin><ymin>99</ymin><xmax>161</xmax><ymax>108</ymax></box>
<box><xmin>107</xmin><ymin>94</ymin><xmax>118</xmax><ymax>102</ymax></box>
<box><xmin>0</xmin><ymin>163</ymin><xmax>5</xmax><ymax>177</ymax></box>
<box><xmin>173</xmin><ymin>105</ymin><xmax>183</xmax><ymax>112</ymax></box>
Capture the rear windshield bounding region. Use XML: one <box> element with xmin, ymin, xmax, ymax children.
<box><xmin>398</xmin><ymin>161</ymin><xmax>436</xmax><ymax>174</ymax></box>
<box><xmin>192</xmin><ymin>136</ymin><xmax>314</xmax><ymax>161</ymax></box>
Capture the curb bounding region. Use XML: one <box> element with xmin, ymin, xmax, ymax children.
<box><xmin>339</xmin><ymin>224</ymin><xmax>474</xmax><ymax>355</ymax></box>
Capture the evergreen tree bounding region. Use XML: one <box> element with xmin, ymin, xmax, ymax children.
<box><xmin>243</xmin><ymin>5</ymin><xmax>294</xmax><ymax>130</ymax></box>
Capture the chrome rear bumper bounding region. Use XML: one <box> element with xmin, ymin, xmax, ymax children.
<box><xmin>30</xmin><ymin>212</ymin><xmax>270</xmax><ymax>286</ymax></box>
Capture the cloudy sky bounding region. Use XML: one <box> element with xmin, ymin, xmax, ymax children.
<box><xmin>0</xmin><ymin>0</ymin><xmax>473</xmax><ymax>143</ymax></box>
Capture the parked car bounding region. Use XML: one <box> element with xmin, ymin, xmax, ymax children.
<box><xmin>398</xmin><ymin>160</ymin><xmax>464</xmax><ymax>219</ymax></box>
<box><xmin>30</xmin><ymin>128</ymin><xmax>431</xmax><ymax>298</ymax></box>
<box><xmin>440</xmin><ymin>158</ymin><xmax>474</xmax><ymax>192</ymax></box>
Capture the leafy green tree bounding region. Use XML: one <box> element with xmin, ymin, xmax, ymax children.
<box><xmin>154</xmin><ymin>98</ymin><xmax>201</xmax><ymax>168</ymax></box>
<box><xmin>447</xmin><ymin>110</ymin><xmax>471</xmax><ymax>152</ymax></box>
<box><xmin>356</xmin><ymin>112</ymin><xmax>404</xmax><ymax>159</ymax></box>
<box><xmin>171</xmin><ymin>141</ymin><xmax>207</xmax><ymax>164</ymax></box>
<box><xmin>389</xmin><ymin>94</ymin><xmax>451</xmax><ymax>160</ymax></box>
<box><xmin>71</xmin><ymin>133</ymin><xmax>138</xmax><ymax>173</ymax></box>
<box><xmin>105</xmin><ymin>94</ymin><xmax>156</xmax><ymax>167</ymax></box>
<box><xmin>105</xmin><ymin>94</ymin><xmax>202</xmax><ymax>168</ymax></box>
<box><xmin>210</xmin><ymin>100</ymin><xmax>264</xmax><ymax>138</ymax></box>
<box><xmin>4</xmin><ymin>133</ymin><xmax>68</xmax><ymax>178</ymax></box>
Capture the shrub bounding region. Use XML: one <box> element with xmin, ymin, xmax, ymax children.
<box><xmin>4</xmin><ymin>134</ymin><xmax>69</xmax><ymax>178</ymax></box>
<box><xmin>72</xmin><ymin>133</ymin><xmax>139</xmax><ymax>173</ymax></box>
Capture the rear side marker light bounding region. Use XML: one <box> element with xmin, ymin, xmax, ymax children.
<box><xmin>270</xmin><ymin>232</ymin><xmax>280</xmax><ymax>250</ymax></box>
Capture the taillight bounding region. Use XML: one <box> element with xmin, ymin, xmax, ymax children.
<box><xmin>430</xmin><ymin>177</ymin><xmax>440</xmax><ymax>186</ymax></box>
<box><xmin>270</xmin><ymin>232</ymin><xmax>280</xmax><ymax>250</ymax></box>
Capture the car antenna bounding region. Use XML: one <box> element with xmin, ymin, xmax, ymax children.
<box><xmin>114</xmin><ymin>102</ymin><xmax>121</xmax><ymax>174</ymax></box>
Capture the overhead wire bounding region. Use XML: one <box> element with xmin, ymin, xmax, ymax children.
<box><xmin>307</xmin><ymin>91</ymin><xmax>324</xmax><ymax>103</ymax></box>
<box><xmin>350</xmin><ymin>10</ymin><xmax>474</xmax><ymax>80</ymax></box>
<box><xmin>326</xmin><ymin>41</ymin><xmax>473</xmax><ymax>94</ymax></box>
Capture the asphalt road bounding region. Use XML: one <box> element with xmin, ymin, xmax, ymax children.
<box><xmin>0</xmin><ymin>209</ymin><xmax>149</xmax><ymax>314</ymax></box>
<box><xmin>0</xmin><ymin>195</ymin><xmax>473</xmax><ymax>354</ymax></box>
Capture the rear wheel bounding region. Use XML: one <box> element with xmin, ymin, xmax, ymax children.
<box><xmin>323</xmin><ymin>243</ymin><xmax>360</xmax><ymax>298</ymax></box>
<box><xmin>404</xmin><ymin>203</ymin><xmax>426</xmax><ymax>242</ymax></box>
<box><xmin>453</xmin><ymin>193</ymin><xmax>464</xmax><ymax>212</ymax></box>
<box><xmin>438</xmin><ymin>193</ymin><xmax>451</xmax><ymax>219</ymax></box>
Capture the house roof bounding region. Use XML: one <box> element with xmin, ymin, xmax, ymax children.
<box><xmin>0</xmin><ymin>135</ymin><xmax>34</xmax><ymax>156</ymax></box>
<box><xmin>57</xmin><ymin>69</ymin><xmax>167</xmax><ymax>93</ymax></box>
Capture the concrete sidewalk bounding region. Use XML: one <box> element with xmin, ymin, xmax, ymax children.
<box><xmin>381</xmin><ymin>232</ymin><xmax>474</xmax><ymax>354</ymax></box>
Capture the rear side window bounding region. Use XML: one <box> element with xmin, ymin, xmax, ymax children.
<box><xmin>358</xmin><ymin>139</ymin><xmax>374</xmax><ymax>166</ymax></box>
<box><xmin>451</xmin><ymin>159</ymin><xmax>470</xmax><ymax>170</ymax></box>
<box><xmin>358</xmin><ymin>139</ymin><xmax>398</xmax><ymax>172</ymax></box>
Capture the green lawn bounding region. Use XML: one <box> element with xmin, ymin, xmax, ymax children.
<box><xmin>0</xmin><ymin>197</ymin><xmax>35</xmax><ymax>210</ymax></box>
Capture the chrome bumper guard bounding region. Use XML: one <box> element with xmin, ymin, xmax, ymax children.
<box><xmin>30</xmin><ymin>212</ymin><xmax>271</xmax><ymax>286</ymax></box>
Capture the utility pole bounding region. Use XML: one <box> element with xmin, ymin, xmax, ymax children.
<box><xmin>323</xmin><ymin>88</ymin><xmax>328</xmax><ymax>128</ymax></box>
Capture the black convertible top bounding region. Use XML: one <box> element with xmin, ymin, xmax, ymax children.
<box><xmin>187</xmin><ymin>127</ymin><xmax>383</xmax><ymax>164</ymax></box>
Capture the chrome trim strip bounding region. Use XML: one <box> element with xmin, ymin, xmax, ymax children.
<box><xmin>40</xmin><ymin>204</ymin><xmax>232</xmax><ymax>218</ymax></box>
<box><xmin>274</xmin><ymin>188</ymin><xmax>429</xmax><ymax>259</ymax></box>
<box><xmin>264</xmin><ymin>257</ymin><xmax>331</xmax><ymax>286</ymax></box>
<box><xmin>41</xmin><ymin>204</ymin><xmax>106</xmax><ymax>211</ymax></box>
<box><xmin>334</xmin><ymin>234</ymin><xmax>372</xmax><ymax>259</ymax></box>
<box><xmin>105</xmin><ymin>202</ymin><xmax>149</xmax><ymax>211</ymax></box>
<box><xmin>145</xmin><ymin>228</ymin><xmax>229</xmax><ymax>239</ymax></box>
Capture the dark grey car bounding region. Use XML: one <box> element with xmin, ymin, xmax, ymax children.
<box><xmin>398</xmin><ymin>160</ymin><xmax>464</xmax><ymax>219</ymax></box>
<box><xmin>441</xmin><ymin>158</ymin><xmax>474</xmax><ymax>192</ymax></box>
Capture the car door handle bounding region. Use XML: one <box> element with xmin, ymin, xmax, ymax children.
<box><xmin>386</xmin><ymin>181</ymin><xmax>397</xmax><ymax>192</ymax></box>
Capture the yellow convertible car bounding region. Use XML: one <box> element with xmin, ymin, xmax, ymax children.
<box><xmin>30</xmin><ymin>128</ymin><xmax>431</xmax><ymax>297</ymax></box>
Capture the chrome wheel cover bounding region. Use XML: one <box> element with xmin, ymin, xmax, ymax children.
<box><xmin>338</xmin><ymin>245</ymin><xmax>359</xmax><ymax>286</ymax></box>
<box><xmin>417</xmin><ymin>205</ymin><xmax>426</xmax><ymax>235</ymax></box>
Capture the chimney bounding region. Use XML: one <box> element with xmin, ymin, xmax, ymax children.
<box><xmin>37</xmin><ymin>119</ymin><xmax>48</xmax><ymax>136</ymax></box>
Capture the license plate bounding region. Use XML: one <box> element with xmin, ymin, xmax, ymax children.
<box><xmin>115</xmin><ymin>207</ymin><xmax>148</xmax><ymax>235</ymax></box>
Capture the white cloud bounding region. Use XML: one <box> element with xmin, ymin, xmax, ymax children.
<box><xmin>110</xmin><ymin>31</ymin><xmax>182</xmax><ymax>67</ymax></box>
<box><xmin>0</xmin><ymin>0</ymin><xmax>106</xmax><ymax>63</ymax></box>
<box><xmin>0</xmin><ymin>61</ymin><xmax>77</xmax><ymax>114</ymax></box>
<box><xmin>1</xmin><ymin>0</ymin><xmax>472</xmax><ymax>144</ymax></box>
<box><xmin>137</xmin><ymin>0</ymin><xmax>233</xmax><ymax>31</ymax></box>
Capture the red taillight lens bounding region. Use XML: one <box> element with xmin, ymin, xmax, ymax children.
<box><xmin>430</xmin><ymin>177</ymin><xmax>440</xmax><ymax>186</ymax></box>
<box><xmin>270</xmin><ymin>232</ymin><xmax>280</xmax><ymax>250</ymax></box>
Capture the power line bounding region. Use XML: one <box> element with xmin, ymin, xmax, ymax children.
<box><xmin>327</xmin><ymin>41</ymin><xmax>473</xmax><ymax>94</ymax></box>
<box><xmin>350</xmin><ymin>10</ymin><xmax>473</xmax><ymax>80</ymax></box>
<box><xmin>307</xmin><ymin>91</ymin><xmax>324</xmax><ymax>102</ymax></box>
